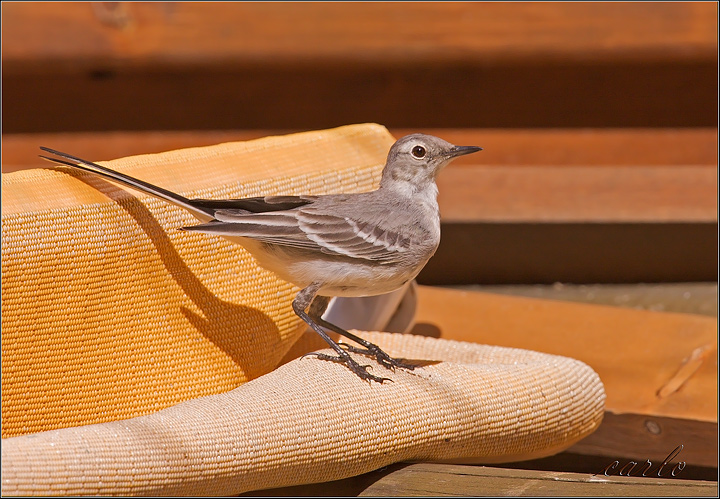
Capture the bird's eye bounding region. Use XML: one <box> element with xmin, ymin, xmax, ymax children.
<box><xmin>411</xmin><ymin>145</ymin><xmax>426</xmax><ymax>159</ymax></box>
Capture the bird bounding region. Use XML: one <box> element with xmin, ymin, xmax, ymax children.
<box><xmin>39</xmin><ymin>134</ymin><xmax>482</xmax><ymax>382</ymax></box>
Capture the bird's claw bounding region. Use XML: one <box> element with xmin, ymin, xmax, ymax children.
<box><xmin>302</xmin><ymin>351</ymin><xmax>392</xmax><ymax>383</ymax></box>
<box><xmin>341</xmin><ymin>344</ymin><xmax>416</xmax><ymax>371</ymax></box>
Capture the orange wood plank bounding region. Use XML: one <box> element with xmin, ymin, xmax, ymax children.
<box><xmin>393</xmin><ymin>128</ymin><xmax>719</xmax><ymax>167</ymax></box>
<box><xmin>412</xmin><ymin>285</ymin><xmax>717</xmax><ymax>422</ymax></box>
<box><xmin>3</xmin><ymin>3</ymin><xmax>716</xmax><ymax>69</ymax></box>
<box><xmin>5</xmin><ymin>128</ymin><xmax>716</xmax><ymax>169</ymax></box>
<box><xmin>436</xmin><ymin>165</ymin><xmax>718</xmax><ymax>223</ymax></box>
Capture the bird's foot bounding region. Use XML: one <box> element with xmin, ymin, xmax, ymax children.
<box><xmin>339</xmin><ymin>343</ymin><xmax>416</xmax><ymax>371</ymax></box>
<box><xmin>302</xmin><ymin>351</ymin><xmax>392</xmax><ymax>383</ymax></box>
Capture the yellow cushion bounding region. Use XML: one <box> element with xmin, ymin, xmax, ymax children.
<box><xmin>1</xmin><ymin>123</ymin><xmax>395</xmax><ymax>437</ymax></box>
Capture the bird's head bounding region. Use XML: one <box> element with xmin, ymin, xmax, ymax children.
<box><xmin>380</xmin><ymin>134</ymin><xmax>482</xmax><ymax>192</ymax></box>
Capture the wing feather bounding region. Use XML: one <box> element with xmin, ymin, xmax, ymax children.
<box><xmin>183</xmin><ymin>203</ymin><xmax>417</xmax><ymax>265</ymax></box>
<box><xmin>297</xmin><ymin>209</ymin><xmax>412</xmax><ymax>264</ymax></box>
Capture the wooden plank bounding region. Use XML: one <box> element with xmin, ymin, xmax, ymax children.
<box><xmin>2</xmin><ymin>5</ymin><xmax>716</xmax><ymax>132</ymax></box>
<box><xmin>2</xmin><ymin>3</ymin><xmax>715</xmax><ymax>68</ymax></box>
<box><xmin>491</xmin><ymin>413</ymin><xmax>717</xmax><ymax>481</ymax></box>
<box><xmin>394</xmin><ymin>128</ymin><xmax>719</xmax><ymax>167</ymax></box>
<box><xmin>361</xmin><ymin>464</ymin><xmax>717</xmax><ymax>497</ymax></box>
<box><xmin>4</xmin><ymin>128</ymin><xmax>717</xmax><ymax>169</ymax></box>
<box><xmin>506</xmin><ymin>453</ymin><xmax>717</xmax><ymax>484</ymax></box>
<box><xmin>460</xmin><ymin>283</ymin><xmax>718</xmax><ymax>317</ymax></box>
<box><xmin>508</xmin><ymin>413</ymin><xmax>719</xmax><ymax>476</ymax></box>
<box><xmin>437</xmin><ymin>165</ymin><xmax>717</xmax><ymax>223</ymax></box>
<box><xmin>412</xmin><ymin>286</ymin><xmax>717</xmax><ymax>422</ymax></box>
<box><xmin>569</xmin><ymin>413</ymin><xmax>717</xmax><ymax>470</ymax></box>
<box><xmin>243</xmin><ymin>462</ymin><xmax>717</xmax><ymax>497</ymax></box>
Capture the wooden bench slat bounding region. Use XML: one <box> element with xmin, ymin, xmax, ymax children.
<box><xmin>2</xmin><ymin>3</ymin><xmax>716</xmax><ymax>68</ymax></box>
<box><xmin>243</xmin><ymin>462</ymin><xmax>718</xmax><ymax>497</ymax></box>
<box><xmin>437</xmin><ymin>165</ymin><xmax>718</xmax><ymax>223</ymax></box>
<box><xmin>394</xmin><ymin>128</ymin><xmax>719</xmax><ymax>167</ymax></box>
<box><xmin>4</xmin><ymin>5</ymin><xmax>715</xmax><ymax>132</ymax></box>
<box><xmin>568</xmin><ymin>412</ymin><xmax>717</xmax><ymax>470</ymax></box>
<box><xmin>413</xmin><ymin>286</ymin><xmax>717</xmax><ymax>422</ymax></box>
<box><xmin>5</xmin><ymin>128</ymin><xmax>716</xmax><ymax>168</ymax></box>
<box><xmin>361</xmin><ymin>463</ymin><xmax>717</xmax><ymax>497</ymax></box>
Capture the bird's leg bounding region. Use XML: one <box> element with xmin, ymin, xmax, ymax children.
<box><xmin>308</xmin><ymin>296</ymin><xmax>416</xmax><ymax>372</ymax></box>
<box><xmin>293</xmin><ymin>285</ymin><xmax>391</xmax><ymax>383</ymax></box>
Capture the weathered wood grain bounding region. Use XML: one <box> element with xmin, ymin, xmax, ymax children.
<box><xmin>359</xmin><ymin>463</ymin><xmax>718</xmax><ymax>497</ymax></box>
<box><xmin>569</xmin><ymin>413</ymin><xmax>717</xmax><ymax>470</ymax></box>
<box><xmin>244</xmin><ymin>462</ymin><xmax>717</xmax><ymax>497</ymax></box>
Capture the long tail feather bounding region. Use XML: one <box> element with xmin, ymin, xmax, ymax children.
<box><xmin>39</xmin><ymin>147</ymin><xmax>215</xmax><ymax>220</ymax></box>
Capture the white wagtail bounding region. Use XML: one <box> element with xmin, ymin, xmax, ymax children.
<box><xmin>39</xmin><ymin>134</ymin><xmax>482</xmax><ymax>382</ymax></box>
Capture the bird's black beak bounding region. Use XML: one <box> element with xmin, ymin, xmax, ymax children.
<box><xmin>449</xmin><ymin>145</ymin><xmax>483</xmax><ymax>157</ymax></box>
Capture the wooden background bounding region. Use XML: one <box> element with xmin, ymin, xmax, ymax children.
<box><xmin>2</xmin><ymin>2</ymin><xmax>717</xmax><ymax>495</ymax></box>
<box><xmin>2</xmin><ymin>2</ymin><xmax>717</xmax><ymax>132</ymax></box>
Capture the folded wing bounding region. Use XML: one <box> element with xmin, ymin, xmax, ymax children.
<box><xmin>182</xmin><ymin>205</ymin><xmax>413</xmax><ymax>264</ymax></box>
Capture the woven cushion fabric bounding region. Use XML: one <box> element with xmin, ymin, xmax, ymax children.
<box><xmin>1</xmin><ymin>332</ymin><xmax>605</xmax><ymax>496</ymax></box>
<box><xmin>1</xmin><ymin>124</ymin><xmax>395</xmax><ymax>438</ymax></box>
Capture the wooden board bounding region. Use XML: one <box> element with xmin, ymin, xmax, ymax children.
<box><xmin>437</xmin><ymin>165</ymin><xmax>717</xmax><ymax>223</ymax></box>
<box><xmin>3</xmin><ymin>4</ymin><xmax>716</xmax><ymax>132</ymax></box>
<box><xmin>3</xmin><ymin>3</ymin><xmax>715</xmax><ymax>67</ymax></box>
<box><xmin>243</xmin><ymin>462</ymin><xmax>717</xmax><ymax>497</ymax></box>
<box><xmin>360</xmin><ymin>464</ymin><xmax>718</xmax><ymax>497</ymax></box>
<box><xmin>5</xmin><ymin>128</ymin><xmax>717</xmax><ymax>168</ymax></box>
<box><xmin>394</xmin><ymin>128</ymin><xmax>719</xmax><ymax>167</ymax></box>
<box><xmin>412</xmin><ymin>286</ymin><xmax>717</xmax><ymax>422</ymax></box>
<box><xmin>567</xmin><ymin>413</ymin><xmax>717</xmax><ymax>471</ymax></box>
<box><xmin>461</xmin><ymin>283</ymin><xmax>718</xmax><ymax>317</ymax></box>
